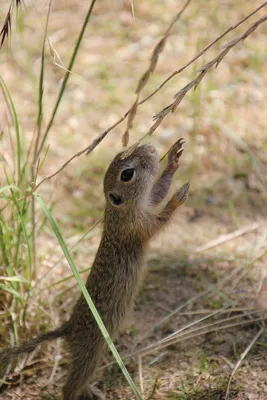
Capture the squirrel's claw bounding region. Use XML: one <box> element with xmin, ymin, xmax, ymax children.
<box><xmin>168</xmin><ymin>138</ymin><xmax>185</xmax><ymax>170</ymax></box>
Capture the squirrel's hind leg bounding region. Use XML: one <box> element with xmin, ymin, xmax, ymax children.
<box><xmin>62</xmin><ymin>348</ymin><xmax>104</xmax><ymax>400</ymax></box>
<box><xmin>76</xmin><ymin>385</ymin><xmax>106</xmax><ymax>400</ymax></box>
<box><xmin>63</xmin><ymin>369</ymin><xmax>105</xmax><ymax>400</ymax></box>
<box><xmin>63</xmin><ymin>381</ymin><xmax>105</xmax><ymax>400</ymax></box>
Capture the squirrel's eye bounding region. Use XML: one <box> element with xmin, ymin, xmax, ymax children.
<box><xmin>120</xmin><ymin>168</ymin><xmax>135</xmax><ymax>182</ymax></box>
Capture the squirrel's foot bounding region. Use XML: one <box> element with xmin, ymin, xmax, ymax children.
<box><xmin>78</xmin><ymin>385</ymin><xmax>106</xmax><ymax>400</ymax></box>
<box><xmin>168</xmin><ymin>138</ymin><xmax>185</xmax><ymax>172</ymax></box>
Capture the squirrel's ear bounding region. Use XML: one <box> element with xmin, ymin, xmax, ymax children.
<box><xmin>108</xmin><ymin>192</ymin><xmax>123</xmax><ymax>206</ymax></box>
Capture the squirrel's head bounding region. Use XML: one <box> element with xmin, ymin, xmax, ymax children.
<box><xmin>104</xmin><ymin>144</ymin><xmax>159</xmax><ymax>210</ymax></box>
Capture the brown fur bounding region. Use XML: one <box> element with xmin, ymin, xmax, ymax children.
<box><xmin>0</xmin><ymin>140</ymin><xmax>189</xmax><ymax>400</ymax></box>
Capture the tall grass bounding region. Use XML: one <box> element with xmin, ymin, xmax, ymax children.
<box><xmin>0</xmin><ymin>1</ymin><xmax>142</xmax><ymax>398</ymax></box>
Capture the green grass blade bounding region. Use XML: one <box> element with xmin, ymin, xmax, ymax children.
<box><xmin>0</xmin><ymin>218</ymin><xmax>10</xmax><ymax>270</ymax></box>
<box><xmin>36</xmin><ymin>216</ymin><xmax>104</xmax><ymax>289</ymax></box>
<box><xmin>0</xmin><ymin>284</ymin><xmax>24</xmax><ymax>302</ymax></box>
<box><xmin>0</xmin><ymin>185</ymin><xmax>20</xmax><ymax>195</ymax></box>
<box><xmin>9</xmin><ymin>189</ymin><xmax>32</xmax><ymax>278</ymax></box>
<box><xmin>46</xmin><ymin>266</ymin><xmax>91</xmax><ymax>290</ymax></box>
<box><xmin>0</xmin><ymin>76</ymin><xmax>22</xmax><ymax>184</ymax></box>
<box><xmin>34</xmin><ymin>0</ymin><xmax>52</xmax><ymax>161</ymax></box>
<box><xmin>35</xmin><ymin>193</ymin><xmax>142</xmax><ymax>400</ymax></box>
<box><xmin>3</xmin><ymin>171</ymin><xmax>23</xmax><ymax>270</ymax></box>
<box><xmin>37</xmin><ymin>0</ymin><xmax>97</xmax><ymax>156</ymax></box>
<box><xmin>0</xmin><ymin>276</ymin><xmax>28</xmax><ymax>284</ymax></box>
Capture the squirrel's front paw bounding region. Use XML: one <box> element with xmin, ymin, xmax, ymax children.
<box><xmin>168</xmin><ymin>138</ymin><xmax>185</xmax><ymax>172</ymax></box>
<box><xmin>172</xmin><ymin>181</ymin><xmax>190</xmax><ymax>206</ymax></box>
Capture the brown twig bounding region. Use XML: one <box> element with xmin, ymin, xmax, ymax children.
<box><xmin>122</xmin><ymin>0</ymin><xmax>191</xmax><ymax>146</ymax></box>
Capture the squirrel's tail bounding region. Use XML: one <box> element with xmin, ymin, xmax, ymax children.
<box><xmin>0</xmin><ymin>323</ymin><xmax>69</xmax><ymax>377</ymax></box>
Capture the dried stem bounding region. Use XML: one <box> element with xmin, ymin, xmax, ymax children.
<box><xmin>138</xmin><ymin>316</ymin><xmax>267</xmax><ymax>358</ymax></box>
<box><xmin>125</xmin><ymin>13</ymin><xmax>267</xmax><ymax>157</ymax></box>
<box><xmin>36</xmin><ymin>0</ymin><xmax>97</xmax><ymax>157</ymax></box>
<box><xmin>98</xmin><ymin>315</ymin><xmax>267</xmax><ymax>373</ymax></box>
<box><xmin>33</xmin><ymin>117</ymin><xmax>126</xmax><ymax>192</ymax></box>
<box><xmin>33</xmin><ymin>1</ymin><xmax>52</xmax><ymax>167</ymax></box>
<box><xmin>225</xmin><ymin>325</ymin><xmax>265</xmax><ymax>399</ymax></box>
<box><xmin>195</xmin><ymin>222</ymin><xmax>263</xmax><ymax>252</ymax></box>
<box><xmin>0</xmin><ymin>1</ymin><xmax>23</xmax><ymax>49</ymax></box>
<box><xmin>21</xmin><ymin>4</ymin><xmax>267</xmax><ymax>195</ymax></box>
<box><xmin>140</xmin><ymin>1</ymin><xmax>267</xmax><ymax>104</ymax></box>
<box><xmin>122</xmin><ymin>0</ymin><xmax>191</xmax><ymax>145</ymax></box>
<box><xmin>30</xmin><ymin>1</ymin><xmax>52</xmax><ymax>279</ymax></box>
<box><xmin>0</xmin><ymin>4</ymin><xmax>12</xmax><ymax>48</ymax></box>
<box><xmin>144</xmin><ymin>310</ymin><xmax>265</xmax><ymax>353</ymax></box>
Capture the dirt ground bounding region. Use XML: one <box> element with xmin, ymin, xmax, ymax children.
<box><xmin>1</xmin><ymin>0</ymin><xmax>267</xmax><ymax>399</ymax></box>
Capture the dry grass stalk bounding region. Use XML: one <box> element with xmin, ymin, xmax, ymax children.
<box><xmin>122</xmin><ymin>0</ymin><xmax>191</xmax><ymax>146</ymax></box>
<box><xmin>0</xmin><ymin>6</ymin><xmax>11</xmax><ymax>48</ymax></box>
<box><xmin>19</xmin><ymin>3</ymin><xmax>267</xmax><ymax>195</ymax></box>
<box><xmin>138</xmin><ymin>316</ymin><xmax>267</xmax><ymax>358</ymax></box>
<box><xmin>140</xmin><ymin>1</ymin><xmax>267</xmax><ymax>104</ymax></box>
<box><xmin>195</xmin><ymin>222</ymin><xmax>263</xmax><ymax>252</ymax></box>
<box><xmin>157</xmin><ymin>305</ymin><xmax>232</xmax><ymax>345</ymax></box>
<box><xmin>138</xmin><ymin>355</ymin><xmax>144</xmax><ymax>396</ymax></box>
<box><xmin>32</xmin><ymin>116</ymin><xmax>130</xmax><ymax>193</ymax></box>
<box><xmin>155</xmin><ymin>13</ymin><xmax>267</xmax><ymax>121</ymax></box>
<box><xmin>179</xmin><ymin>307</ymin><xmax>267</xmax><ymax>316</ymax></box>
<box><xmin>129</xmin><ymin>0</ymin><xmax>135</xmax><ymax>22</ymax></box>
<box><xmin>0</xmin><ymin>0</ymin><xmax>22</xmax><ymax>48</ymax></box>
<box><xmin>151</xmin><ymin>310</ymin><xmax>267</xmax><ymax>349</ymax></box>
<box><xmin>137</xmin><ymin>247</ymin><xmax>267</xmax><ymax>346</ymax></box>
<box><xmin>225</xmin><ymin>325</ymin><xmax>265</xmax><ymax>399</ymax></box>
<box><xmin>34</xmin><ymin>216</ymin><xmax>104</xmax><ymax>289</ymax></box>
<box><xmin>98</xmin><ymin>315</ymin><xmax>267</xmax><ymax>373</ymax></box>
<box><xmin>231</xmin><ymin>248</ymin><xmax>267</xmax><ymax>289</ymax></box>
<box><xmin>121</xmin><ymin>11</ymin><xmax>267</xmax><ymax>158</ymax></box>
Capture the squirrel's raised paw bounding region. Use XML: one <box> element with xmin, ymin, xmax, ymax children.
<box><xmin>173</xmin><ymin>181</ymin><xmax>190</xmax><ymax>206</ymax></box>
<box><xmin>168</xmin><ymin>138</ymin><xmax>185</xmax><ymax>171</ymax></box>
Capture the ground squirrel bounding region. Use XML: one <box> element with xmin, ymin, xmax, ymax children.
<box><xmin>0</xmin><ymin>139</ymin><xmax>189</xmax><ymax>400</ymax></box>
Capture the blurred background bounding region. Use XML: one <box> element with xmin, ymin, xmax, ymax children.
<box><xmin>0</xmin><ymin>1</ymin><xmax>267</xmax><ymax>399</ymax></box>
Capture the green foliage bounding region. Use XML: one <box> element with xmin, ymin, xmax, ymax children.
<box><xmin>198</xmin><ymin>353</ymin><xmax>208</xmax><ymax>373</ymax></box>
